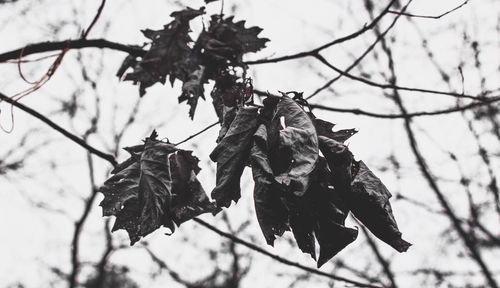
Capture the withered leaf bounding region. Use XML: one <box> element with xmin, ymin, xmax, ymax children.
<box><xmin>200</xmin><ymin>15</ymin><xmax>269</xmax><ymax>66</ymax></box>
<box><xmin>269</xmin><ymin>96</ymin><xmax>318</xmax><ymax>196</ymax></box>
<box><xmin>312</xmin><ymin>159</ymin><xmax>358</xmax><ymax>267</ymax></box>
<box><xmin>251</xmin><ymin>124</ymin><xmax>290</xmax><ymax>246</ymax></box>
<box><xmin>169</xmin><ymin>150</ymin><xmax>216</xmax><ymax>225</ymax></box>
<box><xmin>99</xmin><ymin>131</ymin><xmax>215</xmax><ymax>245</ymax></box>
<box><xmin>318</xmin><ymin>135</ymin><xmax>353</xmax><ymax>212</ymax></box>
<box><xmin>350</xmin><ymin>161</ymin><xmax>411</xmax><ymax>252</ymax></box>
<box><xmin>179</xmin><ymin>66</ymin><xmax>207</xmax><ymax>119</ymax></box>
<box><xmin>123</xmin><ymin>7</ymin><xmax>205</xmax><ymax>96</ymax></box>
<box><xmin>210</xmin><ymin>107</ymin><xmax>259</xmax><ymax>208</ymax></box>
<box><xmin>314</xmin><ymin>118</ymin><xmax>357</xmax><ymax>143</ymax></box>
<box><xmin>216</xmin><ymin>105</ymin><xmax>237</xmax><ymax>142</ymax></box>
<box><xmin>137</xmin><ymin>137</ymin><xmax>176</xmax><ymax>237</ymax></box>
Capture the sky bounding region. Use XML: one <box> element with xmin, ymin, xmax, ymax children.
<box><xmin>0</xmin><ymin>0</ymin><xmax>499</xmax><ymax>287</ymax></box>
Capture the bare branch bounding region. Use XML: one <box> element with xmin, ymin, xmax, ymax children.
<box><xmin>388</xmin><ymin>0</ymin><xmax>468</xmax><ymax>19</ymax></box>
<box><xmin>192</xmin><ymin>218</ymin><xmax>384</xmax><ymax>288</ymax></box>
<box><xmin>0</xmin><ymin>39</ymin><xmax>145</xmax><ymax>63</ymax></box>
<box><xmin>0</xmin><ymin>92</ymin><xmax>117</xmax><ymax>166</ymax></box>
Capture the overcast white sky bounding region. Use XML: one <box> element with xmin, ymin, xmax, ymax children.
<box><xmin>0</xmin><ymin>0</ymin><xmax>499</xmax><ymax>287</ymax></box>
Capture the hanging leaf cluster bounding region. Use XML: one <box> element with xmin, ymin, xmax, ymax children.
<box><xmin>117</xmin><ymin>5</ymin><xmax>269</xmax><ymax>119</ymax></box>
<box><xmin>210</xmin><ymin>93</ymin><xmax>411</xmax><ymax>267</ymax></box>
<box><xmin>98</xmin><ymin>131</ymin><xmax>216</xmax><ymax>245</ymax></box>
<box><xmin>101</xmin><ymin>4</ymin><xmax>410</xmax><ymax>267</ymax></box>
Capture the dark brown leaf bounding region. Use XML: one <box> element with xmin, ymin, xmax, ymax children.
<box><xmin>210</xmin><ymin>107</ymin><xmax>259</xmax><ymax>207</ymax></box>
<box><xmin>268</xmin><ymin>96</ymin><xmax>319</xmax><ymax>196</ymax></box>
<box><xmin>99</xmin><ymin>132</ymin><xmax>215</xmax><ymax>245</ymax></box>
<box><xmin>314</xmin><ymin>118</ymin><xmax>357</xmax><ymax>143</ymax></box>
<box><xmin>251</xmin><ymin>124</ymin><xmax>289</xmax><ymax>246</ymax></box>
<box><xmin>350</xmin><ymin>161</ymin><xmax>411</xmax><ymax>252</ymax></box>
<box><xmin>123</xmin><ymin>7</ymin><xmax>205</xmax><ymax>96</ymax></box>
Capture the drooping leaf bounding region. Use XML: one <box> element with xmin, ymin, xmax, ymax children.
<box><xmin>210</xmin><ymin>107</ymin><xmax>259</xmax><ymax>207</ymax></box>
<box><xmin>169</xmin><ymin>150</ymin><xmax>217</xmax><ymax>225</ymax></box>
<box><xmin>350</xmin><ymin>161</ymin><xmax>411</xmax><ymax>252</ymax></box>
<box><xmin>318</xmin><ymin>135</ymin><xmax>354</xmax><ymax>213</ymax></box>
<box><xmin>288</xmin><ymin>202</ymin><xmax>317</xmax><ymax>260</ymax></box>
<box><xmin>216</xmin><ymin>105</ymin><xmax>237</xmax><ymax>142</ymax></box>
<box><xmin>250</xmin><ymin>124</ymin><xmax>289</xmax><ymax>246</ymax></box>
<box><xmin>123</xmin><ymin>7</ymin><xmax>205</xmax><ymax>96</ymax></box>
<box><xmin>267</xmin><ymin>96</ymin><xmax>319</xmax><ymax>196</ymax></box>
<box><xmin>314</xmin><ymin>118</ymin><xmax>357</xmax><ymax>143</ymax></box>
<box><xmin>312</xmin><ymin>159</ymin><xmax>358</xmax><ymax>267</ymax></box>
<box><xmin>137</xmin><ymin>137</ymin><xmax>176</xmax><ymax>237</ymax></box>
<box><xmin>99</xmin><ymin>131</ymin><xmax>215</xmax><ymax>245</ymax></box>
<box><xmin>179</xmin><ymin>66</ymin><xmax>207</xmax><ymax>119</ymax></box>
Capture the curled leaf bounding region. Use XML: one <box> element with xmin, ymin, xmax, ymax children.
<box><xmin>268</xmin><ymin>96</ymin><xmax>318</xmax><ymax>196</ymax></box>
<box><xmin>350</xmin><ymin>161</ymin><xmax>411</xmax><ymax>252</ymax></box>
<box><xmin>210</xmin><ymin>107</ymin><xmax>259</xmax><ymax>208</ymax></box>
<box><xmin>251</xmin><ymin>124</ymin><xmax>289</xmax><ymax>246</ymax></box>
<box><xmin>314</xmin><ymin>118</ymin><xmax>357</xmax><ymax>143</ymax></box>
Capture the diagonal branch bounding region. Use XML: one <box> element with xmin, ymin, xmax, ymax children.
<box><xmin>245</xmin><ymin>0</ymin><xmax>397</xmax><ymax>65</ymax></box>
<box><xmin>193</xmin><ymin>218</ymin><xmax>384</xmax><ymax>288</ymax></box>
<box><xmin>0</xmin><ymin>92</ymin><xmax>117</xmax><ymax>166</ymax></box>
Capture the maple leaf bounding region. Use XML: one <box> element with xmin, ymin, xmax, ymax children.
<box><xmin>250</xmin><ymin>124</ymin><xmax>290</xmax><ymax>246</ymax></box>
<box><xmin>350</xmin><ymin>161</ymin><xmax>412</xmax><ymax>252</ymax></box>
<box><xmin>210</xmin><ymin>107</ymin><xmax>259</xmax><ymax>208</ymax></box>
<box><xmin>122</xmin><ymin>7</ymin><xmax>205</xmax><ymax>96</ymax></box>
<box><xmin>99</xmin><ymin>131</ymin><xmax>215</xmax><ymax>245</ymax></box>
<box><xmin>200</xmin><ymin>15</ymin><xmax>269</xmax><ymax>67</ymax></box>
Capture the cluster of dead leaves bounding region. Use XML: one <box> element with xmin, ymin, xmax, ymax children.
<box><xmin>117</xmin><ymin>6</ymin><xmax>268</xmax><ymax>120</ymax></box>
<box><xmin>210</xmin><ymin>94</ymin><xmax>411</xmax><ymax>267</ymax></box>
<box><xmin>100</xmin><ymin>93</ymin><xmax>410</xmax><ymax>267</ymax></box>
<box><xmin>101</xmin><ymin>4</ymin><xmax>410</xmax><ymax>267</ymax></box>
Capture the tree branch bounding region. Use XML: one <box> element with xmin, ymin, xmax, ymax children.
<box><xmin>0</xmin><ymin>93</ymin><xmax>117</xmax><ymax>166</ymax></box>
<box><xmin>193</xmin><ymin>218</ymin><xmax>384</xmax><ymax>288</ymax></box>
<box><xmin>0</xmin><ymin>39</ymin><xmax>145</xmax><ymax>63</ymax></box>
<box><xmin>388</xmin><ymin>0</ymin><xmax>468</xmax><ymax>19</ymax></box>
<box><xmin>245</xmin><ymin>0</ymin><xmax>396</xmax><ymax>65</ymax></box>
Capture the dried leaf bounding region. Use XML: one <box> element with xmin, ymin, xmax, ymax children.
<box><xmin>350</xmin><ymin>161</ymin><xmax>411</xmax><ymax>252</ymax></box>
<box><xmin>169</xmin><ymin>150</ymin><xmax>217</xmax><ymax>225</ymax></box>
<box><xmin>318</xmin><ymin>136</ymin><xmax>353</xmax><ymax>213</ymax></box>
<box><xmin>269</xmin><ymin>96</ymin><xmax>319</xmax><ymax>196</ymax></box>
<box><xmin>210</xmin><ymin>107</ymin><xmax>259</xmax><ymax>207</ymax></box>
<box><xmin>179</xmin><ymin>66</ymin><xmax>207</xmax><ymax>119</ymax></box>
<box><xmin>99</xmin><ymin>131</ymin><xmax>215</xmax><ymax>245</ymax></box>
<box><xmin>123</xmin><ymin>7</ymin><xmax>205</xmax><ymax>96</ymax></box>
<box><xmin>251</xmin><ymin>124</ymin><xmax>290</xmax><ymax>246</ymax></box>
<box><xmin>200</xmin><ymin>15</ymin><xmax>269</xmax><ymax>66</ymax></box>
<box><xmin>314</xmin><ymin>118</ymin><xmax>357</xmax><ymax>143</ymax></box>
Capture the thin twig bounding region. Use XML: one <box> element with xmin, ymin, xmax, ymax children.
<box><xmin>245</xmin><ymin>0</ymin><xmax>397</xmax><ymax>65</ymax></box>
<box><xmin>82</xmin><ymin>0</ymin><xmax>107</xmax><ymax>38</ymax></box>
<box><xmin>174</xmin><ymin>121</ymin><xmax>219</xmax><ymax>146</ymax></box>
<box><xmin>388</xmin><ymin>0</ymin><xmax>468</xmax><ymax>19</ymax></box>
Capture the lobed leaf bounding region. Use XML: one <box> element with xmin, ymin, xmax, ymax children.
<box><xmin>99</xmin><ymin>132</ymin><xmax>215</xmax><ymax>245</ymax></box>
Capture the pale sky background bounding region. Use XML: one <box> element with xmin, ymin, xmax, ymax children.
<box><xmin>0</xmin><ymin>0</ymin><xmax>499</xmax><ymax>287</ymax></box>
